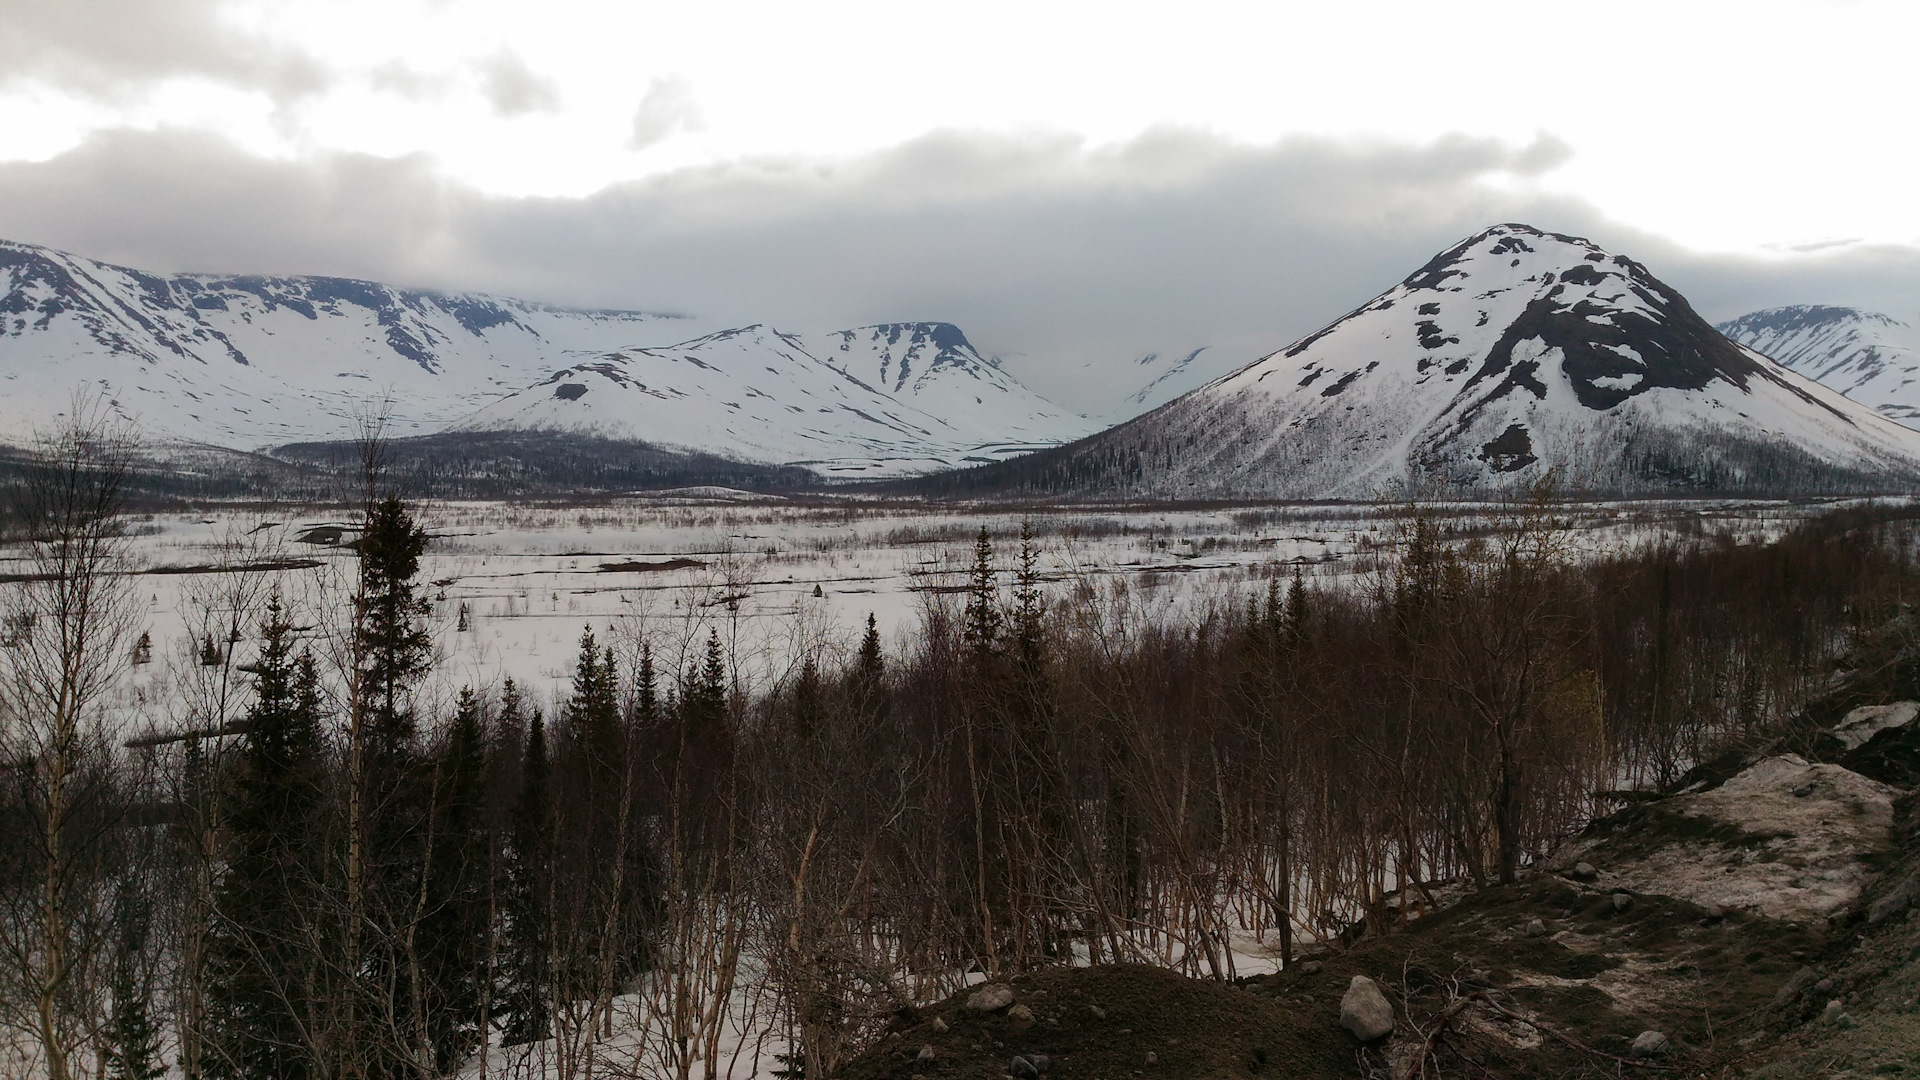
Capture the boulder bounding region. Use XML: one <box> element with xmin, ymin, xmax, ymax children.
<box><xmin>1006</xmin><ymin>1003</ymin><xmax>1036</xmax><ymax>1030</ymax></box>
<box><xmin>1339</xmin><ymin>976</ymin><xmax>1395</xmax><ymax>1042</ymax></box>
<box><xmin>1522</xmin><ymin>918</ymin><xmax>1547</xmax><ymax>937</ymax></box>
<box><xmin>967</xmin><ymin>983</ymin><xmax>1016</xmax><ymax>1012</ymax></box>
<box><xmin>1611</xmin><ymin>892</ymin><xmax>1633</xmax><ymax>912</ymax></box>
<box><xmin>1569</xmin><ymin>862</ymin><xmax>1598</xmax><ymax>882</ymax></box>
<box><xmin>1867</xmin><ymin>873</ymin><xmax>1920</xmax><ymax>926</ymax></box>
<box><xmin>1630</xmin><ymin>1030</ymin><xmax>1670</xmax><ymax>1059</ymax></box>
<box><xmin>916</xmin><ymin>1045</ymin><xmax>936</xmax><ymax>1063</ymax></box>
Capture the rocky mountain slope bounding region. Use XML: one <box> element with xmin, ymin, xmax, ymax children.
<box><xmin>916</xmin><ymin>225</ymin><xmax>1920</xmax><ymax>499</ymax></box>
<box><xmin>0</xmin><ymin>240</ymin><xmax>1095</xmax><ymax>477</ymax></box>
<box><xmin>1719</xmin><ymin>305</ymin><xmax>1920</xmax><ymax>428</ymax></box>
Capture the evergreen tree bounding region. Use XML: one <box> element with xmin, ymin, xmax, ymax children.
<box><xmin>1012</xmin><ymin>521</ymin><xmax>1046</xmax><ymax>680</ymax></box>
<box><xmin>352</xmin><ymin>495</ymin><xmax>434</xmax><ymax>1080</ymax></box>
<box><xmin>852</xmin><ymin>614</ymin><xmax>888</xmax><ymax>721</ymax></box>
<box><xmin>357</xmin><ymin>495</ymin><xmax>432</xmax><ymax>758</ymax></box>
<box><xmin>206</xmin><ymin>597</ymin><xmax>323</xmax><ymax>1080</ymax></box>
<box><xmin>792</xmin><ymin>654</ymin><xmax>823</xmax><ymax>740</ymax></box>
<box><xmin>105</xmin><ymin>881</ymin><xmax>164</xmax><ymax>1080</ymax></box>
<box><xmin>633</xmin><ymin>639</ymin><xmax>658</xmax><ymax>728</ymax></box>
<box><xmin>416</xmin><ymin>687</ymin><xmax>491</xmax><ymax>1072</ymax></box>
<box><xmin>962</xmin><ymin>527</ymin><xmax>1000</xmax><ymax>660</ymax></box>
<box><xmin>501</xmin><ymin>709</ymin><xmax>552</xmax><ymax>1045</ymax></box>
<box><xmin>856</xmin><ymin>614</ymin><xmax>884</xmax><ymax>686</ymax></box>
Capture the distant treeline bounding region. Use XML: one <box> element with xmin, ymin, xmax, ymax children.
<box><xmin>0</xmin><ymin>430</ymin><xmax>819</xmax><ymax>510</ymax></box>
<box><xmin>4</xmin><ymin>409</ymin><xmax>1919</xmax><ymax>1080</ymax></box>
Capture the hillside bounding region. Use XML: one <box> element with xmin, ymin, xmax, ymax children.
<box><xmin>910</xmin><ymin>225</ymin><xmax>1920</xmax><ymax>499</ymax></box>
<box><xmin>1719</xmin><ymin>305</ymin><xmax>1920</xmax><ymax>428</ymax></box>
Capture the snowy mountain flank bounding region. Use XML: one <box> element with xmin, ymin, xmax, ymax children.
<box><xmin>457</xmin><ymin>324</ymin><xmax>1097</xmax><ymax>476</ymax></box>
<box><xmin>0</xmin><ymin>239</ymin><xmax>689</xmax><ymax>446</ymax></box>
<box><xmin>918</xmin><ymin>225</ymin><xmax>1920</xmax><ymax>499</ymax></box>
<box><xmin>1718</xmin><ymin>306</ymin><xmax>1920</xmax><ymax>428</ymax></box>
<box><xmin>0</xmin><ymin>240</ymin><xmax>1094</xmax><ymax>476</ymax></box>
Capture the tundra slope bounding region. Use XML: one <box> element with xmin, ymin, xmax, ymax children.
<box><xmin>916</xmin><ymin>224</ymin><xmax>1920</xmax><ymax>499</ymax></box>
<box><xmin>0</xmin><ymin>240</ymin><xmax>1094</xmax><ymax>476</ymax></box>
<box><xmin>1719</xmin><ymin>304</ymin><xmax>1920</xmax><ymax>428</ymax></box>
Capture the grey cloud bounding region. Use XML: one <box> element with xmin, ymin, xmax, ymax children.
<box><xmin>1</xmin><ymin>125</ymin><xmax>1915</xmax><ymax>411</ymax></box>
<box><xmin>629</xmin><ymin>76</ymin><xmax>701</xmax><ymax>149</ymax></box>
<box><xmin>475</xmin><ymin>50</ymin><xmax>559</xmax><ymax>116</ymax></box>
<box><xmin>0</xmin><ymin>0</ymin><xmax>328</xmax><ymax>101</ymax></box>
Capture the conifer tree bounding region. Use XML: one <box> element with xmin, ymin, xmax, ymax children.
<box><xmin>856</xmin><ymin>614</ymin><xmax>884</xmax><ymax>687</ymax></box>
<box><xmin>962</xmin><ymin>527</ymin><xmax>1000</xmax><ymax>660</ymax></box>
<box><xmin>105</xmin><ymin>882</ymin><xmax>164</xmax><ymax>1080</ymax></box>
<box><xmin>350</xmin><ymin>495</ymin><xmax>433</xmax><ymax>1080</ymax></box>
<box><xmin>206</xmin><ymin>597</ymin><xmax>323</xmax><ymax>1080</ymax></box>
<box><xmin>501</xmin><ymin>709</ymin><xmax>552</xmax><ymax>1045</ymax></box>
<box><xmin>416</xmin><ymin>687</ymin><xmax>491</xmax><ymax>1072</ymax></box>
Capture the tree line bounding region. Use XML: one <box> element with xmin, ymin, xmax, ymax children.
<box><xmin>3</xmin><ymin>410</ymin><xmax>1916</xmax><ymax>1080</ymax></box>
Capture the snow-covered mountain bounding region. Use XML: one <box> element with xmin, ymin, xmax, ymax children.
<box><xmin>0</xmin><ymin>238</ymin><xmax>694</xmax><ymax>445</ymax></box>
<box><xmin>1717</xmin><ymin>306</ymin><xmax>1920</xmax><ymax>428</ymax></box>
<box><xmin>455</xmin><ymin>324</ymin><xmax>1098</xmax><ymax>476</ymax></box>
<box><xmin>925</xmin><ymin>224</ymin><xmax>1920</xmax><ymax>499</ymax></box>
<box><xmin>0</xmin><ymin>240</ymin><xmax>1095</xmax><ymax>476</ymax></box>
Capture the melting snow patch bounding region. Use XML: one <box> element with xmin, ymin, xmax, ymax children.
<box><xmin>1828</xmin><ymin>701</ymin><xmax>1919</xmax><ymax>751</ymax></box>
<box><xmin>1570</xmin><ymin>755</ymin><xmax>1896</xmax><ymax>924</ymax></box>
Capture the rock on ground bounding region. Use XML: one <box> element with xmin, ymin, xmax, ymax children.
<box><xmin>965</xmin><ymin>983</ymin><xmax>1015</xmax><ymax>1011</ymax></box>
<box><xmin>1340</xmin><ymin>976</ymin><xmax>1395</xmax><ymax>1042</ymax></box>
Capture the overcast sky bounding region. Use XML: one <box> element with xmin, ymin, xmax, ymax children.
<box><xmin>2</xmin><ymin>0</ymin><xmax>1916</xmax><ymax>409</ymax></box>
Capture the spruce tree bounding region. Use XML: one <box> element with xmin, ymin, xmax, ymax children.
<box><xmin>962</xmin><ymin>527</ymin><xmax>1000</xmax><ymax>660</ymax></box>
<box><xmin>501</xmin><ymin>709</ymin><xmax>552</xmax><ymax>1045</ymax></box>
<box><xmin>416</xmin><ymin>687</ymin><xmax>491</xmax><ymax>1073</ymax></box>
<box><xmin>353</xmin><ymin>495</ymin><xmax>434</xmax><ymax>1080</ymax></box>
<box><xmin>105</xmin><ymin>882</ymin><xmax>164</xmax><ymax>1080</ymax></box>
<box><xmin>206</xmin><ymin>596</ymin><xmax>323</xmax><ymax>1080</ymax></box>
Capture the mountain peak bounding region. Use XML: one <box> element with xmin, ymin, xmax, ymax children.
<box><xmin>925</xmin><ymin>226</ymin><xmax>1920</xmax><ymax>499</ymax></box>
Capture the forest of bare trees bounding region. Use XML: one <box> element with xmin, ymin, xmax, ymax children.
<box><xmin>2</xmin><ymin>413</ymin><xmax>1916</xmax><ymax>1080</ymax></box>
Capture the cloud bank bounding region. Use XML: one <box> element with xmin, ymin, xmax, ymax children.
<box><xmin>1</xmin><ymin>125</ymin><xmax>1915</xmax><ymax>411</ymax></box>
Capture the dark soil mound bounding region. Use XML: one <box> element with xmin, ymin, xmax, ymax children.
<box><xmin>842</xmin><ymin>964</ymin><xmax>1351</xmax><ymax>1080</ymax></box>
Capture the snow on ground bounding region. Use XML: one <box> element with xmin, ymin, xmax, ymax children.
<box><xmin>32</xmin><ymin>494</ymin><xmax>1884</xmax><ymax>739</ymax></box>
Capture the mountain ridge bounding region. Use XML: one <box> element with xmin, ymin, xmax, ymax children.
<box><xmin>1718</xmin><ymin>305</ymin><xmax>1920</xmax><ymax>427</ymax></box>
<box><xmin>0</xmin><ymin>239</ymin><xmax>1094</xmax><ymax>475</ymax></box>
